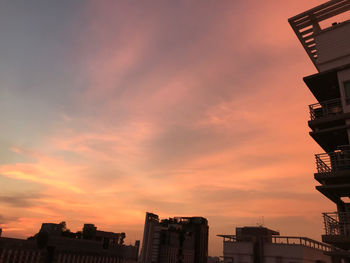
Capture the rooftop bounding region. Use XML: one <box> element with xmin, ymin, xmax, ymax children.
<box><xmin>289</xmin><ymin>0</ymin><xmax>350</xmax><ymax>71</ymax></box>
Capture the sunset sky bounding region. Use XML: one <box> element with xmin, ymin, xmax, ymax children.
<box><xmin>0</xmin><ymin>0</ymin><xmax>341</xmax><ymax>256</ymax></box>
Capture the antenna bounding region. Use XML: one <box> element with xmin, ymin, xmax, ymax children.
<box><xmin>256</xmin><ymin>216</ymin><xmax>265</xmax><ymax>227</ymax></box>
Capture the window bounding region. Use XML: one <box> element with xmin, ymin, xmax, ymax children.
<box><xmin>344</xmin><ymin>81</ymin><xmax>350</xmax><ymax>105</ymax></box>
<box><xmin>276</xmin><ymin>256</ymin><xmax>282</xmax><ymax>263</ymax></box>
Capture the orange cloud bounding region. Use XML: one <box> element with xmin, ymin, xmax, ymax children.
<box><xmin>0</xmin><ymin>0</ymin><xmax>337</xmax><ymax>257</ymax></box>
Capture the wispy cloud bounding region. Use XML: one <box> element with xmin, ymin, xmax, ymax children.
<box><xmin>0</xmin><ymin>0</ymin><xmax>333</xmax><ymax>256</ymax></box>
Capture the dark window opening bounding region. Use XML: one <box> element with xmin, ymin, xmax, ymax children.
<box><xmin>344</xmin><ymin>81</ymin><xmax>350</xmax><ymax>105</ymax></box>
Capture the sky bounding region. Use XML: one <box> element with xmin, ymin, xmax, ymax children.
<box><xmin>0</xmin><ymin>0</ymin><xmax>343</xmax><ymax>257</ymax></box>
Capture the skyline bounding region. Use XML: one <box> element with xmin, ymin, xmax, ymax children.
<box><xmin>0</xmin><ymin>0</ymin><xmax>337</xmax><ymax>256</ymax></box>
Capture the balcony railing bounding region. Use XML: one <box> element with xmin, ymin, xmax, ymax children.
<box><xmin>315</xmin><ymin>145</ymin><xmax>350</xmax><ymax>173</ymax></box>
<box><xmin>219</xmin><ymin>235</ymin><xmax>332</xmax><ymax>252</ymax></box>
<box><xmin>323</xmin><ymin>212</ymin><xmax>350</xmax><ymax>236</ymax></box>
<box><xmin>309</xmin><ymin>98</ymin><xmax>342</xmax><ymax>121</ymax></box>
<box><xmin>271</xmin><ymin>236</ymin><xmax>332</xmax><ymax>252</ymax></box>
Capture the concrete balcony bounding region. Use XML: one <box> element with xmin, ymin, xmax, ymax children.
<box><xmin>314</xmin><ymin>146</ymin><xmax>350</xmax><ymax>203</ymax></box>
<box><xmin>309</xmin><ymin>98</ymin><xmax>343</xmax><ymax>121</ymax></box>
<box><xmin>308</xmin><ymin>99</ymin><xmax>350</xmax><ymax>152</ymax></box>
<box><xmin>322</xmin><ymin>212</ymin><xmax>350</xmax><ymax>249</ymax></box>
<box><xmin>315</xmin><ymin>146</ymin><xmax>350</xmax><ymax>174</ymax></box>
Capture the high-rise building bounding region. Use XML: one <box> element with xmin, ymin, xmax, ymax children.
<box><xmin>141</xmin><ymin>213</ymin><xmax>161</xmax><ymax>263</ymax></box>
<box><xmin>289</xmin><ymin>0</ymin><xmax>350</xmax><ymax>260</ymax></box>
<box><xmin>140</xmin><ymin>212</ymin><xmax>208</xmax><ymax>263</ymax></box>
<box><xmin>218</xmin><ymin>226</ymin><xmax>332</xmax><ymax>263</ymax></box>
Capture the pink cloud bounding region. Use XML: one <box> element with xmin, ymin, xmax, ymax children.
<box><xmin>0</xmin><ymin>0</ymin><xmax>337</xmax><ymax>256</ymax></box>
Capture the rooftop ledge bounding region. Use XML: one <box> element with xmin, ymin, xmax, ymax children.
<box><xmin>217</xmin><ymin>235</ymin><xmax>333</xmax><ymax>252</ymax></box>
<box><xmin>289</xmin><ymin>0</ymin><xmax>350</xmax><ymax>71</ymax></box>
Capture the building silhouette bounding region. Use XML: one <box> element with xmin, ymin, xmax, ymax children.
<box><xmin>0</xmin><ymin>221</ymin><xmax>139</xmax><ymax>263</ymax></box>
<box><xmin>140</xmin><ymin>212</ymin><xmax>208</xmax><ymax>263</ymax></box>
<box><xmin>218</xmin><ymin>226</ymin><xmax>332</xmax><ymax>263</ymax></box>
<box><xmin>289</xmin><ymin>0</ymin><xmax>350</xmax><ymax>261</ymax></box>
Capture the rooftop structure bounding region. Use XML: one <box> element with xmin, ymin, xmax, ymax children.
<box><xmin>289</xmin><ymin>0</ymin><xmax>350</xmax><ymax>261</ymax></box>
<box><xmin>289</xmin><ymin>0</ymin><xmax>350</xmax><ymax>72</ymax></box>
<box><xmin>218</xmin><ymin>226</ymin><xmax>333</xmax><ymax>263</ymax></box>
<box><xmin>0</xmin><ymin>222</ymin><xmax>139</xmax><ymax>263</ymax></box>
<box><xmin>140</xmin><ymin>212</ymin><xmax>208</xmax><ymax>263</ymax></box>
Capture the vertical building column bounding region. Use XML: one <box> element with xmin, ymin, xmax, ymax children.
<box><xmin>5</xmin><ymin>250</ymin><xmax>11</xmax><ymax>263</ymax></box>
<box><xmin>0</xmin><ymin>248</ymin><xmax>4</xmax><ymax>263</ymax></box>
<box><xmin>36</xmin><ymin>252</ymin><xmax>41</xmax><ymax>263</ymax></box>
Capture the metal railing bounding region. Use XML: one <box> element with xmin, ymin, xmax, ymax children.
<box><xmin>323</xmin><ymin>212</ymin><xmax>350</xmax><ymax>236</ymax></box>
<box><xmin>309</xmin><ymin>98</ymin><xmax>342</xmax><ymax>121</ymax></box>
<box><xmin>270</xmin><ymin>236</ymin><xmax>332</xmax><ymax>252</ymax></box>
<box><xmin>315</xmin><ymin>145</ymin><xmax>350</xmax><ymax>173</ymax></box>
<box><xmin>220</xmin><ymin>235</ymin><xmax>332</xmax><ymax>252</ymax></box>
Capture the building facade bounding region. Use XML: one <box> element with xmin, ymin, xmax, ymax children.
<box><xmin>289</xmin><ymin>0</ymin><xmax>350</xmax><ymax>260</ymax></box>
<box><xmin>218</xmin><ymin>226</ymin><xmax>333</xmax><ymax>263</ymax></box>
<box><xmin>0</xmin><ymin>222</ymin><xmax>139</xmax><ymax>263</ymax></box>
<box><xmin>140</xmin><ymin>212</ymin><xmax>208</xmax><ymax>263</ymax></box>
